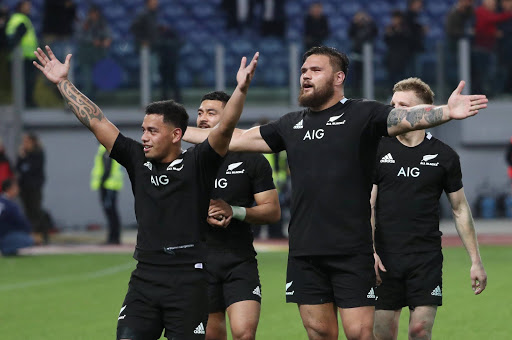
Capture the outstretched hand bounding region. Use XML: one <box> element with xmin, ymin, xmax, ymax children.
<box><xmin>237</xmin><ymin>52</ymin><xmax>259</xmax><ymax>94</ymax></box>
<box><xmin>447</xmin><ymin>81</ymin><xmax>488</xmax><ymax>120</ymax></box>
<box><xmin>33</xmin><ymin>45</ymin><xmax>72</xmax><ymax>84</ymax></box>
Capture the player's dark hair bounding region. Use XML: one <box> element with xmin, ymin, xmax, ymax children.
<box><xmin>145</xmin><ymin>100</ymin><xmax>189</xmax><ymax>134</ymax></box>
<box><xmin>393</xmin><ymin>77</ymin><xmax>435</xmax><ymax>105</ymax></box>
<box><xmin>302</xmin><ymin>46</ymin><xmax>349</xmax><ymax>77</ymax></box>
<box><xmin>201</xmin><ymin>91</ymin><xmax>231</xmax><ymax>105</ymax></box>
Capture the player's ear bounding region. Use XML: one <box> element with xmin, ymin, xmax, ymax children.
<box><xmin>335</xmin><ymin>71</ymin><xmax>345</xmax><ymax>86</ymax></box>
<box><xmin>172</xmin><ymin>128</ymin><xmax>183</xmax><ymax>144</ymax></box>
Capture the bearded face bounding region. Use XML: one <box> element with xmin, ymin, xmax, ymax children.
<box><xmin>298</xmin><ymin>73</ymin><xmax>336</xmax><ymax>108</ymax></box>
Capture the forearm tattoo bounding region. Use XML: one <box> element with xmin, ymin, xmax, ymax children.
<box><xmin>387</xmin><ymin>106</ymin><xmax>444</xmax><ymax>129</ymax></box>
<box><xmin>57</xmin><ymin>80</ymin><xmax>104</xmax><ymax>129</ymax></box>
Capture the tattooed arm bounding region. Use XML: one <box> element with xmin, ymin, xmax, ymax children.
<box><xmin>387</xmin><ymin>81</ymin><xmax>488</xmax><ymax>137</ymax></box>
<box><xmin>33</xmin><ymin>46</ymin><xmax>119</xmax><ymax>151</ymax></box>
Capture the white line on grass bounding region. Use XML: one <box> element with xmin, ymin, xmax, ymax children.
<box><xmin>0</xmin><ymin>262</ymin><xmax>134</xmax><ymax>292</ymax></box>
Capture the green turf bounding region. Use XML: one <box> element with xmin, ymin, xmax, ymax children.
<box><xmin>0</xmin><ymin>246</ymin><xmax>508</xmax><ymax>339</ymax></box>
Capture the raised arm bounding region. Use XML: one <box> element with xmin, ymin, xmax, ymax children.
<box><xmin>447</xmin><ymin>188</ymin><xmax>487</xmax><ymax>295</ymax></box>
<box><xmin>387</xmin><ymin>81</ymin><xmax>488</xmax><ymax>136</ymax></box>
<box><xmin>207</xmin><ymin>52</ymin><xmax>259</xmax><ymax>156</ymax></box>
<box><xmin>33</xmin><ymin>46</ymin><xmax>119</xmax><ymax>152</ymax></box>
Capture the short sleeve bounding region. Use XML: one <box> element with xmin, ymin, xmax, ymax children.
<box><xmin>109</xmin><ymin>133</ymin><xmax>142</xmax><ymax>173</ymax></box>
<box><xmin>249</xmin><ymin>154</ymin><xmax>276</xmax><ymax>194</ymax></box>
<box><xmin>368</xmin><ymin>100</ymin><xmax>393</xmax><ymax>138</ymax></box>
<box><xmin>260</xmin><ymin>118</ymin><xmax>287</xmax><ymax>153</ymax></box>
<box><xmin>444</xmin><ymin>152</ymin><xmax>463</xmax><ymax>193</ymax></box>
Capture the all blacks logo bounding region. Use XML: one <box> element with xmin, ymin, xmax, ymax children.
<box><xmin>226</xmin><ymin>162</ymin><xmax>245</xmax><ymax>175</ymax></box>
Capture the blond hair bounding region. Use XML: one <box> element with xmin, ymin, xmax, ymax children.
<box><xmin>393</xmin><ymin>77</ymin><xmax>435</xmax><ymax>105</ymax></box>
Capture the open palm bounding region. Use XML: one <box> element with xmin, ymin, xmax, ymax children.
<box><xmin>33</xmin><ymin>46</ymin><xmax>72</xmax><ymax>84</ymax></box>
<box><xmin>447</xmin><ymin>81</ymin><xmax>488</xmax><ymax>120</ymax></box>
<box><xmin>236</xmin><ymin>52</ymin><xmax>259</xmax><ymax>93</ymax></box>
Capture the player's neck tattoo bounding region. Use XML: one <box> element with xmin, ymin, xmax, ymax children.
<box><xmin>387</xmin><ymin>106</ymin><xmax>444</xmax><ymax>129</ymax></box>
<box><xmin>57</xmin><ymin>80</ymin><xmax>104</xmax><ymax>130</ymax></box>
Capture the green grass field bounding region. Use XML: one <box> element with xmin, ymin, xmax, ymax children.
<box><xmin>1</xmin><ymin>246</ymin><xmax>510</xmax><ymax>339</ymax></box>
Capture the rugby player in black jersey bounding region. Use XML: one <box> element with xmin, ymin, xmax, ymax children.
<box><xmin>33</xmin><ymin>45</ymin><xmax>259</xmax><ymax>340</ymax></box>
<box><xmin>195</xmin><ymin>90</ymin><xmax>280</xmax><ymax>340</ymax></box>
<box><xmin>371</xmin><ymin>78</ymin><xmax>487</xmax><ymax>340</ymax></box>
<box><xmin>183</xmin><ymin>46</ymin><xmax>488</xmax><ymax>340</ymax></box>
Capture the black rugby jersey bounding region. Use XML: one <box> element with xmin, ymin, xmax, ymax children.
<box><xmin>208</xmin><ymin>152</ymin><xmax>275</xmax><ymax>256</ymax></box>
<box><xmin>260</xmin><ymin>99</ymin><xmax>392</xmax><ymax>256</ymax></box>
<box><xmin>110</xmin><ymin>133</ymin><xmax>223</xmax><ymax>265</ymax></box>
<box><xmin>373</xmin><ymin>133</ymin><xmax>463</xmax><ymax>253</ymax></box>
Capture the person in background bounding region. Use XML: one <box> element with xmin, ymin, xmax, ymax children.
<box><xmin>16</xmin><ymin>132</ymin><xmax>46</xmax><ymax>244</ymax></box>
<box><xmin>76</xmin><ymin>4</ymin><xmax>112</xmax><ymax>100</ymax></box>
<box><xmin>90</xmin><ymin>144</ymin><xmax>123</xmax><ymax>245</ymax></box>
<box><xmin>472</xmin><ymin>0</ymin><xmax>512</xmax><ymax>95</ymax></box>
<box><xmin>5</xmin><ymin>1</ymin><xmax>38</xmax><ymax>107</ymax></box>
<box><xmin>0</xmin><ymin>178</ymin><xmax>34</xmax><ymax>256</ymax></box>
<box><xmin>348</xmin><ymin>10</ymin><xmax>378</xmax><ymax>97</ymax></box>
<box><xmin>303</xmin><ymin>2</ymin><xmax>330</xmax><ymax>52</ymax></box>
<box><xmin>445</xmin><ymin>0</ymin><xmax>475</xmax><ymax>87</ymax></box>
<box><xmin>506</xmin><ymin>137</ymin><xmax>512</xmax><ymax>191</ymax></box>
<box><xmin>0</xmin><ymin>137</ymin><xmax>14</xmax><ymax>192</ymax></box>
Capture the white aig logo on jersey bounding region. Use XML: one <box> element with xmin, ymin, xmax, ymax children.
<box><xmin>303</xmin><ymin>129</ymin><xmax>324</xmax><ymax>140</ymax></box>
<box><xmin>326</xmin><ymin>113</ymin><xmax>346</xmax><ymax>126</ymax></box>
<box><xmin>167</xmin><ymin>158</ymin><xmax>184</xmax><ymax>171</ymax></box>
<box><xmin>215</xmin><ymin>178</ymin><xmax>228</xmax><ymax>189</ymax></box>
<box><xmin>150</xmin><ymin>175</ymin><xmax>169</xmax><ymax>186</ymax></box>
<box><xmin>397</xmin><ymin>167</ymin><xmax>420</xmax><ymax>177</ymax></box>
<box><xmin>226</xmin><ymin>162</ymin><xmax>245</xmax><ymax>174</ymax></box>
<box><xmin>420</xmin><ymin>154</ymin><xmax>439</xmax><ymax>167</ymax></box>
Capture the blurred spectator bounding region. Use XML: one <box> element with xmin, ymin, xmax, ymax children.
<box><xmin>0</xmin><ymin>137</ymin><xmax>14</xmax><ymax>191</ymax></box>
<box><xmin>0</xmin><ymin>178</ymin><xmax>34</xmax><ymax>256</ymax></box>
<box><xmin>303</xmin><ymin>2</ymin><xmax>330</xmax><ymax>52</ymax></box>
<box><xmin>259</xmin><ymin>0</ymin><xmax>286</xmax><ymax>37</ymax></box>
<box><xmin>222</xmin><ymin>0</ymin><xmax>255</xmax><ymax>32</ymax></box>
<box><xmin>41</xmin><ymin>0</ymin><xmax>76</xmax><ymax>47</ymax></box>
<box><xmin>90</xmin><ymin>144</ymin><xmax>123</xmax><ymax>245</ymax></box>
<box><xmin>497</xmin><ymin>0</ymin><xmax>512</xmax><ymax>94</ymax></box>
<box><xmin>384</xmin><ymin>10</ymin><xmax>412</xmax><ymax>88</ymax></box>
<box><xmin>76</xmin><ymin>5</ymin><xmax>112</xmax><ymax>100</ymax></box>
<box><xmin>0</xmin><ymin>6</ymin><xmax>10</xmax><ymax>93</ymax></box>
<box><xmin>5</xmin><ymin>1</ymin><xmax>38</xmax><ymax>107</ymax></box>
<box><xmin>131</xmin><ymin>0</ymin><xmax>182</xmax><ymax>102</ymax></box>
<box><xmin>403</xmin><ymin>0</ymin><xmax>427</xmax><ymax>77</ymax></box>
<box><xmin>16</xmin><ymin>132</ymin><xmax>46</xmax><ymax>244</ymax></box>
<box><xmin>472</xmin><ymin>0</ymin><xmax>512</xmax><ymax>95</ymax></box>
<box><xmin>445</xmin><ymin>0</ymin><xmax>475</xmax><ymax>86</ymax></box>
<box><xmin>348</xmin><ymin>10</ymin><xmax>378</xmax><ymax>96</ymax></box>
<box><xmin>507</xmin><ymin>137</ymin><xmax>512</xmax><ymax>189</ymax></box>
<box><xmin>157</xmin><ymin>25</ymin><xmax>182</xmax><ymax>102</ymax></box>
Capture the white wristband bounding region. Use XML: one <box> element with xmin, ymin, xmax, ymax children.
<box><xmin>231</xmin><ymin>205</ymin><xmax>247</xmax><ymax>221</ymax></box>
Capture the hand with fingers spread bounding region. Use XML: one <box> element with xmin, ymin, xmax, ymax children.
<box><xmin>447</xmin><ymin>81</ymin><xmax>489</xmax><ymax>120</ymax></box>
<box><xmin>237</xmin><ymin>52</ymin><xmax>259</xmax><ymax>94</ymax></box>
<box><xmin>33</xmin><ymin>45</ymin><xmax>72</xmax><ymax>85</ymax></box>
